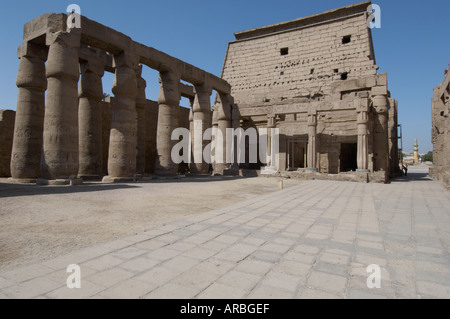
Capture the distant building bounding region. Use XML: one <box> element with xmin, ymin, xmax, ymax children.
<box><xmin>413</xmin><ymin>139</ymin><xmax>420</xmax><ymax>164</ymax></box>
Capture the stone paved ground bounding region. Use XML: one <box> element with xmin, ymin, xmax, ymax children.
<box><xmin>0</xmin><ymin>167</ymin><xmax>449</xmax><ymax>299</ymax></box>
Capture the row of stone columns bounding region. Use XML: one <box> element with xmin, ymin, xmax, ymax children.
<box><xmin>11</xmin><ymin>34</ymin><xmax>234</xmax><ymax>182</ymax></box>
<box><xmin>267</xmin><ymin>97</ymin><xmax>386</xmax><ymax>174</ymax></box>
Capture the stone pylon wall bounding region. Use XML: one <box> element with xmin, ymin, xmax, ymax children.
<box><xmin>220</xmin><ymin>1</ymin><xmax>398</xmax><ymax>179</ymax></box>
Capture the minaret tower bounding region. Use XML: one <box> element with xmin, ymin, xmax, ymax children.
<box><xmin>413</xmin><ymin>138</ymin><xmax>420</xmax><ymax>164</ymax></box>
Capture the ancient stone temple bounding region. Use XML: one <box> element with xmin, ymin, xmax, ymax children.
<box><xmin>220</xmin><ymin>1</ymin><xmax>399</xmax><ymax>181</ymax></box>
<box><xmin>9</xmin><ymin>12</ymin><xmax>232</xmax><ymax>184</ymax></box>
<box><xmin>431</xmin><ymin>60</ymin><xmax>450</xmax><ymax>189</ymax></box>
<box><xmin>6</xmin><ymin>1</ymin><xmax>399</xmax><ymax>184</ymax></box>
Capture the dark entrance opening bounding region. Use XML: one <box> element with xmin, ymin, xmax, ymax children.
<box><xmin>287</xmin><ymin>139</ymin><xmax>306</xmax><ymax>170</ymax></box>
<box><xmin>340</xmin><ymin>143</ymin><xmax>357</xmax><ymax>172</ymax></box>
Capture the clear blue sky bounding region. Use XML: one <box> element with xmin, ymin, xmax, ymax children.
<box><xmin>1</xmin><ymin>0</ymin><xmax>448</xmax><ymax>153</ymax></box>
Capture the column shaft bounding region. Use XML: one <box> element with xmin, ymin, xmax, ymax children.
<box><xmin>78</xmin><ymin>60</ymin><xmax>104</xmax><ymax>179</ymax></box>
<box><xmin>42</xmin><ymin>32</ymin><xmax>80</xmax><ymax>180</ymax></box>
<box><xmin>155</xmin><ymin>71</ymin><xmax>181</xmax><ymax>176</ymax></box>
<box><xmin>10</xmin><ymin>42</ymin><xmax>47</xmax><ymax>181</ymax></box>
<box><xmin>106</xmin><ymin>52</ymin><xmax>138</xmax><ymax>179</ymax></box>
<box><xmin>136</xmin><ymin>66</ymin><xmax>147</xmax><ymax>175</ymax></box>
<box><xmin>307</xmin><ymin>113</ymin><xmax>317</xmax><ymax>170</ymax></box>
<box><xmin>357</xmin><ymin>111</ymin><xmax>369</xmax><ymax>171</ymax></box>
<box><xmin>191</xmin><ymin>85</ymin><xmax>212</xmax><ymax>175</ymax></box>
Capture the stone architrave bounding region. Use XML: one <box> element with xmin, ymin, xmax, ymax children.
<box><xmin>10</xmin><ymin>42</ymin><xmax>47</xmax><ymax>182</ymax></box>
<box><xmin>191</xmin><ymin>84</ymin><xmax>212</xmax><ymax>175</ymax></box>
<box><xmin>135</xmin><ymin>65</ymin><xmax>147</xmax><ymax>175</ymax></box>
<box><xmin>155</xmin><ymin>70</ymin><xmax>181</xmax><ymax>176</ymax></box>
<box><xmin>104</xmin><ymin>51</ymin><xmax>139</xmax><ymax>181</ymax></box>
<box><xmin>78</xmin><ymin>58</ymin><xmax>105</xmax><ymax>179</ymax></box>
<box><xmin>41</xmin><ymin>30</ymin><xmax>81</xmax><ymax>181</ymax></box>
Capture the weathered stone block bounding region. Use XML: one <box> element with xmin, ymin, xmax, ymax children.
<box><xmin>0</xmin><ymin>110</ymin><xmax>16</xmax><ymax>177</ymax></box>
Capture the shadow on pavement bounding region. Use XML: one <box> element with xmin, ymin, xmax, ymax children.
<box><xmin>0</xmin><ymin>175</ymin><xmax>251</xmax><ymax>198</ymax></box>
<box><xmin>393</xmin><ymin>170</ymin><xmax>431</xmax><ymax>182</ymax></box>
<box><xmin>0</xmin><ymin>182</ymin><xmax>140</xmax><ymax>198</ymax></box>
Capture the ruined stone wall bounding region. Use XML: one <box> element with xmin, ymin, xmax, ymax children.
<box><xmin>0</xmin><ymin>110</ymin><xmax>15</xmax><ymax>177</ymax></box>
<box><xmin>431</xmin><ymin>61</ymin><xmax>450</xmax><ymax>189</ymax></box>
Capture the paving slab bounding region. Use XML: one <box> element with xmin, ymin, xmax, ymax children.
<box><xmin>1</xmin><ymin>169</ymin><xmax>450</xmax><ymax>299</ymax></box>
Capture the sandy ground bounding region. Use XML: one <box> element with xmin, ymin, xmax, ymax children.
<box><xmin>0</xmin><ymin>176</ymin><xmax>304</xmax><ymax>272</ymax></box>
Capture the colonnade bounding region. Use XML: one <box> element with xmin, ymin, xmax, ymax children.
<box><xmin>10</xmin><ymin>19</ymin><xmax>233</xmax><ymax>183</ymax></box>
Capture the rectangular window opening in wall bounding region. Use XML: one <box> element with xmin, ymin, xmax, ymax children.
<box><xmin>341</xmin><ymin>72</ymin><xmax>348</xmax><ymax>80</ymax></box>
<box><xmin>310</xmin><ymin>68</ymin><xmax>315</xmax><ymax>74</ymax></box>
<box><xmin>280</xmin><ymin>47</ymin><xmax>289</xmax><ymax>56</ymax></box>
<box><xmin>334</xmin><ymin>69</ymin><xmax>339</xmax><ymax>75</ymax></box>
<box><xmin>342</xmin><ymin>35</ymin><xmax>351</xmax><ymax>44</ymax></box>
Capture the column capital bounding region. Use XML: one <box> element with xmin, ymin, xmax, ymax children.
<box><xmin>45</xmin><ymin>31</ymin><xmax>80</xmax><ymax>81</ymax></box>
<box><xmin>217</xmin><ymin>93</ymin><xmax>233</xmax><ymax>121</ymax></box>
<box><xmin>267</xmin><ymin>114</ymin><xmax>276</xmax><ymax>128</ymax></box>
<box><xmin>46</xmin><ymin>30</ymin><xmax>81</xmax><ymax>49</ymax></box>
<box><xmin>194</xmin><ymin>83</ymin><xmax>213</xmax><ymax>96</ymax></box>
<box><xmin>372</xmin><ymin>95</ymin><xmax>389</xmax><ymax>114</ymax></box>
<box><xmin>112</xmin><ymin>52</ymin><xmax>139</xmax><ymax>99</ymax></box>
<box><xmin>193</xmin><ymin>84</ymin><xmax>212</xmax><ymax>113</ymax></box>
<box><xmin>357</xmin><ymin>111</ymin><xmax>369</xmax><ymax>125</ymax></box>
<box><xmin>136</xmin><ymin>64</ymin><xmax>147</xmax><ymax>109</ymax></box>
<box><xmin>355</xmin><ymin>97</ymin><xmax>369</xmax><ymax>113</ymax></box>
<box><xmin>17</xmin><ymin>42</ymin><xmax>47</xmax><ymax>61</ymax></box>
<box><xmin>113</xmin><ymin>50</ymin><xmax>139</xmax><ymax>70</ymax></box>
<box><xmin>307</xmin><ymin>113</ymin><xmax>317</xmax><ymax>126</ymax></box>
<box><xmin>158</xmin><ymin>70</ymin><xmax>181</xmax><ymax>105</ymax></box>
<box><xmin>79</xmin><ymin>59</ymin><xmax>105</xmax><ymax>78</ymax></box>
<box><xmin>78</xmin><ymin>63</ymin><xmax>103</xmax><ymax>100</ymax></box>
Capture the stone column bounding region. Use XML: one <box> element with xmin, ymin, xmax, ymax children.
<box><xmin>155</xmin><ymin>70</ymin><xmax>181</xmax><ymax>176</ymax></box>
<box><xmin>229</xmin><ymin>107</ymin><xmax>241</xmax><ymax>171</ymax></box>
<box><xmin>10</xmin><ymin>42</ymin><xmax>47</xmax><ymax>182</ymax></box>
<box><xmin>188</xmin><ymin>103</ymin><xmax>194</xmax><ymax>170</ymax></box>
<box><xmin>78</xmin><ymin>59</ymin><xmax>104</xmax><ymax>180</ymax></box>
<box><xmin>191</xmin><ymin>84</ymin><xmax>212</xmax><ymax>175</ymax></box>
<box><xmin>372</xmin><ymin>95</ymin><xmax>389</xmax><ymax>172</ymax></box>
<box><xmin>135</xmin><ymin>65</ymin><xmax>147</xmax><ymax>175</ymax></box>
<box><xmin>267</xmin><ymin>115</ymin><xmax>277</xmax><ymax>168</ymax></box>
<box><xmin>104</xmin><ymin>51</ymin><xmax>139</xmax><ymax>181</ymax></box>
<box><xmin>356</xmin><ymin>98</ymin><xmax>370</xmax><ymax>172</ymax></box>
<box><xmin>215</xmin><ymin>93</ymin><xmax>233</xmax><ymax>174</ymax></box>
<box><xmin>41</xmin><ymin>31</ymin><xmax>81</xmax><ymax>183</ymax></box>
<box><xmin>307</xmin><ymin>109</ymin><xmax>318</xmax><ymax>171</ymax></box>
